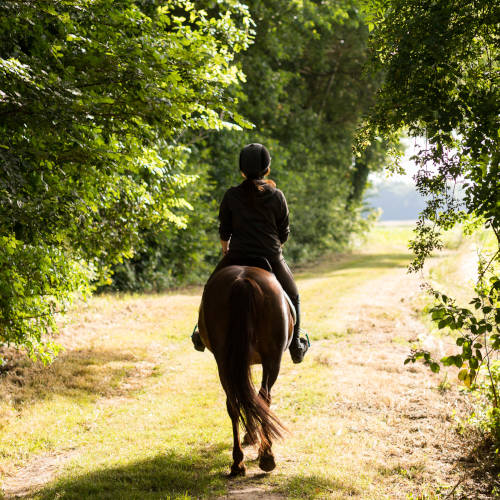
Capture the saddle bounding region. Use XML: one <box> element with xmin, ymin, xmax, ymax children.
<box><xmin>231</xmin><ymin>256</ymin><xmax>296</xmax><ymax>325</ymax></box>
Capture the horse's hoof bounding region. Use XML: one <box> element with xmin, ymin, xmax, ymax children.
<box><xmin>258</xmin><ymin>453</ymin><xmax>276</xmax><ymax>472</ymax></box>
<box><xmin>229</xmin><ymin>464</ymin><xmax>246</xmax><ymax>477</ymax></box>
<box><xmin>242</xmin><ymin>433</ymin><xmax>257</xmax><ymax>447</ymax></box>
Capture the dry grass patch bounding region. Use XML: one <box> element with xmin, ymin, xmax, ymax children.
<box><xmin>0</xmin><ymin>225</ymin><xmax>489</xmax><ymax>499</ymax></box>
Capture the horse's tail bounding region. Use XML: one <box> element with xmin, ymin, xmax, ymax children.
<box><xmin>221</xmin><ymin>275</ymin><xmax>284</xmax><ymax>445</ymax></box>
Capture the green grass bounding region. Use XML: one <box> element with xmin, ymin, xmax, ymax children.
<box><xmin>414</xmin><ymin>226</ymin><xmax>498</xmax><ymax>340</ymax></box>
<box><xmin>296</xmin><ymin>224</ymin><xmax>414</xmax><ymax>339</ymax></box>
<box><xmin>0</xmin><ymin>223</ymin><xmax>469</xmax><ymax>499</ymax></box>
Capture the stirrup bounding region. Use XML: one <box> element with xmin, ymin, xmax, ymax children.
<box><xmin>191</xmin><ymin>325</ymin><xmax>205</xmax><ymax>352</ymax></box>
<box><xmin>300</xmin><ymin>329</ymin><xmax>311</xmax><ymax>347</ymax></box>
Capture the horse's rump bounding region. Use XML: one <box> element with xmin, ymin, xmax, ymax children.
<box><xmin>198</xmin><ymin>265</ymin><xmax>292</xmax><ymax>362</ymax></box>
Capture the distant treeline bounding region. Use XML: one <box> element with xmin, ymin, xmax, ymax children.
<box><xmin>365</xmin><ymin>181</ymin><xmax>427</xmax><ymax>221</ymax></box>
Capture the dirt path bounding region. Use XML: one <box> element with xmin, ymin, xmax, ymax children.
<box><xmin>0</xmin><ymin>238</ymin><xmax>485</xmax><ymax>499</ymax></box>
<box><xmin>223</xmin><ymin>263</ymin><xmax>474</xmax><ymax>499</ymax></box>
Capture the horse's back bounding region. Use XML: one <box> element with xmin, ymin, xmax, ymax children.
<box><xmin>198</xmin><ymin>265</ymin><xmax>292</xmax><ymax>363</ymax></box>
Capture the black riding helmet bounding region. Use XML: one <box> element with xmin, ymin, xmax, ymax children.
<box><xmin>239</xmin><ymin>143</ymin><xmax>271</xmax><ymax>180</ymax></box>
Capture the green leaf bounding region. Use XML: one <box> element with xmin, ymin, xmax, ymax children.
<box><xmin>430</xmin><ymin>362</ymin><xmax>440</xmax><ymax>373</ymax></box>
<box><xmin>441</xmin><ymin>356</ymin><xmax>455</xmax><ymax>366</ymax></box>
<box><xmin>438</xmin><ymin>319</ymin><xmax>449</xmax><ymax>329</ymax></box>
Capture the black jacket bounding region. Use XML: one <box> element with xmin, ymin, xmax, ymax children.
<box><xmin>218</xmin><ymin>180</ymin><xmax>290</xmax><ymax>258</ymax></box>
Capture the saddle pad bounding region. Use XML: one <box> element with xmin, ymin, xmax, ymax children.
<box><xmin>232</xmin><ymin>255</ymin><xmax>273</xmax><ymax>273</ymax></box>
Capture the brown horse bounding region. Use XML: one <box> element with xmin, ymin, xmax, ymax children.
<box><xmin>198</xmin><ymin>265</ymin><xmax>293</xmax><ymax>476</ymax></box>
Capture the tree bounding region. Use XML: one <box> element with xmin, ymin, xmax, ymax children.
<box><xmin>361</xmin><ymin>0</ymin><xmax>499</xmax><ymax>445</ymax></box>
<box><xmin>214</xmin><ymin>0</ymin><xmax>388</xmax><ymax>263</ymax></box>
<box><xmin>361</xmin><ymin>0</ymin><xmax>499</xmax><ymax>259</ymax></box>
<box><xmin>112</xmin><ymin>0</ymin><xmax>390</xmax><ymax>290</ymax></box>
<box><xmin>0</xmin><ymin>0</ymin><xmax>252</xmax><ymax>360</ymax></box>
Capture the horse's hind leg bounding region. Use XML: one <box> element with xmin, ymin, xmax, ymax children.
<box><xmin>258</xmin><ymin>360</ymin><xmax>280</xmax><ymax>472</ymax></box>
<box><xmin>226</xmin><ymin>398</ymin><xmax>246</xmax><ymax>477</ymax></box>
<box><xmin>242</xmin><ymin>429</ymin><xmax>258</xmax><ymax>447</ymax></box>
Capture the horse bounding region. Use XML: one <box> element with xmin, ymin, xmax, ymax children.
<box><xmin>198</xmin><ymin>264</ymin><xmax>294</xmax><ymax>476</ymax></box>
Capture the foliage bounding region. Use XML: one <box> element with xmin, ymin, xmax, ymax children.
<box><xmin>469</xmin><ymin>361</ymin><xmax>500</xmax><ymax>445</ymax></box>
<box><xmin>211</xmin><ymin>0</ymin><xmax>388</xmax><ymax>264</ymax></box>
<box><xmin>406</xmin><ymin>260</ymin><xmax>500</xmax><ymax>447</ymax></box>
<box><xmin>106</xmin><ymin>167</ymin><xmax>220</xmax><ymax>291</ymax></box>
<box><xmin>0</xmin><ymin>0</ymin><xmax>252</xmax><ymax>358</ymax></box>
<box><xmin>406</xmin><ymin>279</ymin><xmax>500</xmax><ymax>392</ymax></box>
<box><xmin>115</xmin><ymin>0</ymin><xmax>390</xmax><ymax>288</ymax></box>
<box><xmin>360</xmin><ymin>0</ymin><xmax>499</xmax><ymax>262</ymax></box>
<box><xmin>2</xmin><ymin>0</ymin><xmax>390</xmax><ymax>353</ymax></box>
<box><xmin>361</xmin><ymin>0</ymin><xmax>499</xmax><ymax>443</ymax></box>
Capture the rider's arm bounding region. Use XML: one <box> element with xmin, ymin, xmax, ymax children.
<box><xmin>276</xmin><ymin>191</ymin><xmax>290</xmax><ymax>244</ymax></box>
<box><xmin>221</xmin><ymin>239</ymin><xmax>229</xmax><ymax>255</ymax></box>
<box><xmin>218</xmin><ymin>191</ymin><xmax>232</xmax><ymax>244</ymax></box>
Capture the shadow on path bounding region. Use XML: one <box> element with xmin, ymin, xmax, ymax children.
<box><xmin>1</xmin><ymin>347</ymin><xmax>143</xmax><ymax>410</ymax></box>
<box><xmin>33</xmin><ymin>445</ymin><xmax>354</xmax><ymax>500</ymax></box>
<box><xmin>35</xmin><ymin>444</ymin><xmax>230</xmax><ymax>500</ymax></box>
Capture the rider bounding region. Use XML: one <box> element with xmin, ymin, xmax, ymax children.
<box><xmin>192</xmin><ymin>143</ymin><xmax>309</xmax><ymax>363</ymax></box>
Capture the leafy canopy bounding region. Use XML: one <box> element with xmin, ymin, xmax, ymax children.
<box><xmin>362</xmin><ymin>0</ymin><xmax>500</xmax><ymax>443</ymax></box>
<box><xmin>0</xmin><ymin>0</ymin><xmax>252</xmax><ymax>359</ymax></box>
<box><xmin>361</xmin><ymin>0</ymin><xmax>499</xmax><ymax>264</ymax></box>
<box><xmin>108</xmin><ymin>0</ymin><xmax>391</xmax><ymax>291</ymax></box>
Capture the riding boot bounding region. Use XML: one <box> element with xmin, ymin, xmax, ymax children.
<box><xmin>288</xmin><ymin>295</ymin><xmax>309</xmax><ymax>364</ymax></box>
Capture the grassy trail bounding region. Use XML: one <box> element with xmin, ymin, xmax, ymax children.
<box><xmin>0</xmin><ymin>226</ymin><xmax>471</xmax><ymax>499</ymax></box>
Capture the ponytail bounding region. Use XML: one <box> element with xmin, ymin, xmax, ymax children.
<box><xmin>241</xmin><ymin>178</ymin><xmax>276</xmax><ymax>206</ymax></box>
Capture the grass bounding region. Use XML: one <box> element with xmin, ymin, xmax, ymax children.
<box><xmin>414</xmin><ymin>226</ymin><xmax>498</xmax><ymax>340</ymax></box>
<box><xmin>296</xmin><ymin>224</ymin><xmax>413</xmax><ymax>339</ymax></box>
<box><xmin>0</xmin><ymin>223</ymin><xmax>475</xmax><ymax>499</ymax></box>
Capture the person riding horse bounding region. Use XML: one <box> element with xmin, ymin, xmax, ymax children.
<box><xmin>192</xmin><ymin>143</ymin><xmax>309</xmax><ymax>363</ymax></box>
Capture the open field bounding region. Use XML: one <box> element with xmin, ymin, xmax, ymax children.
<box><xmin>0</xmin><ymin>225</ymin><xmax>486</xmax><ymax>499</ymax></box>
